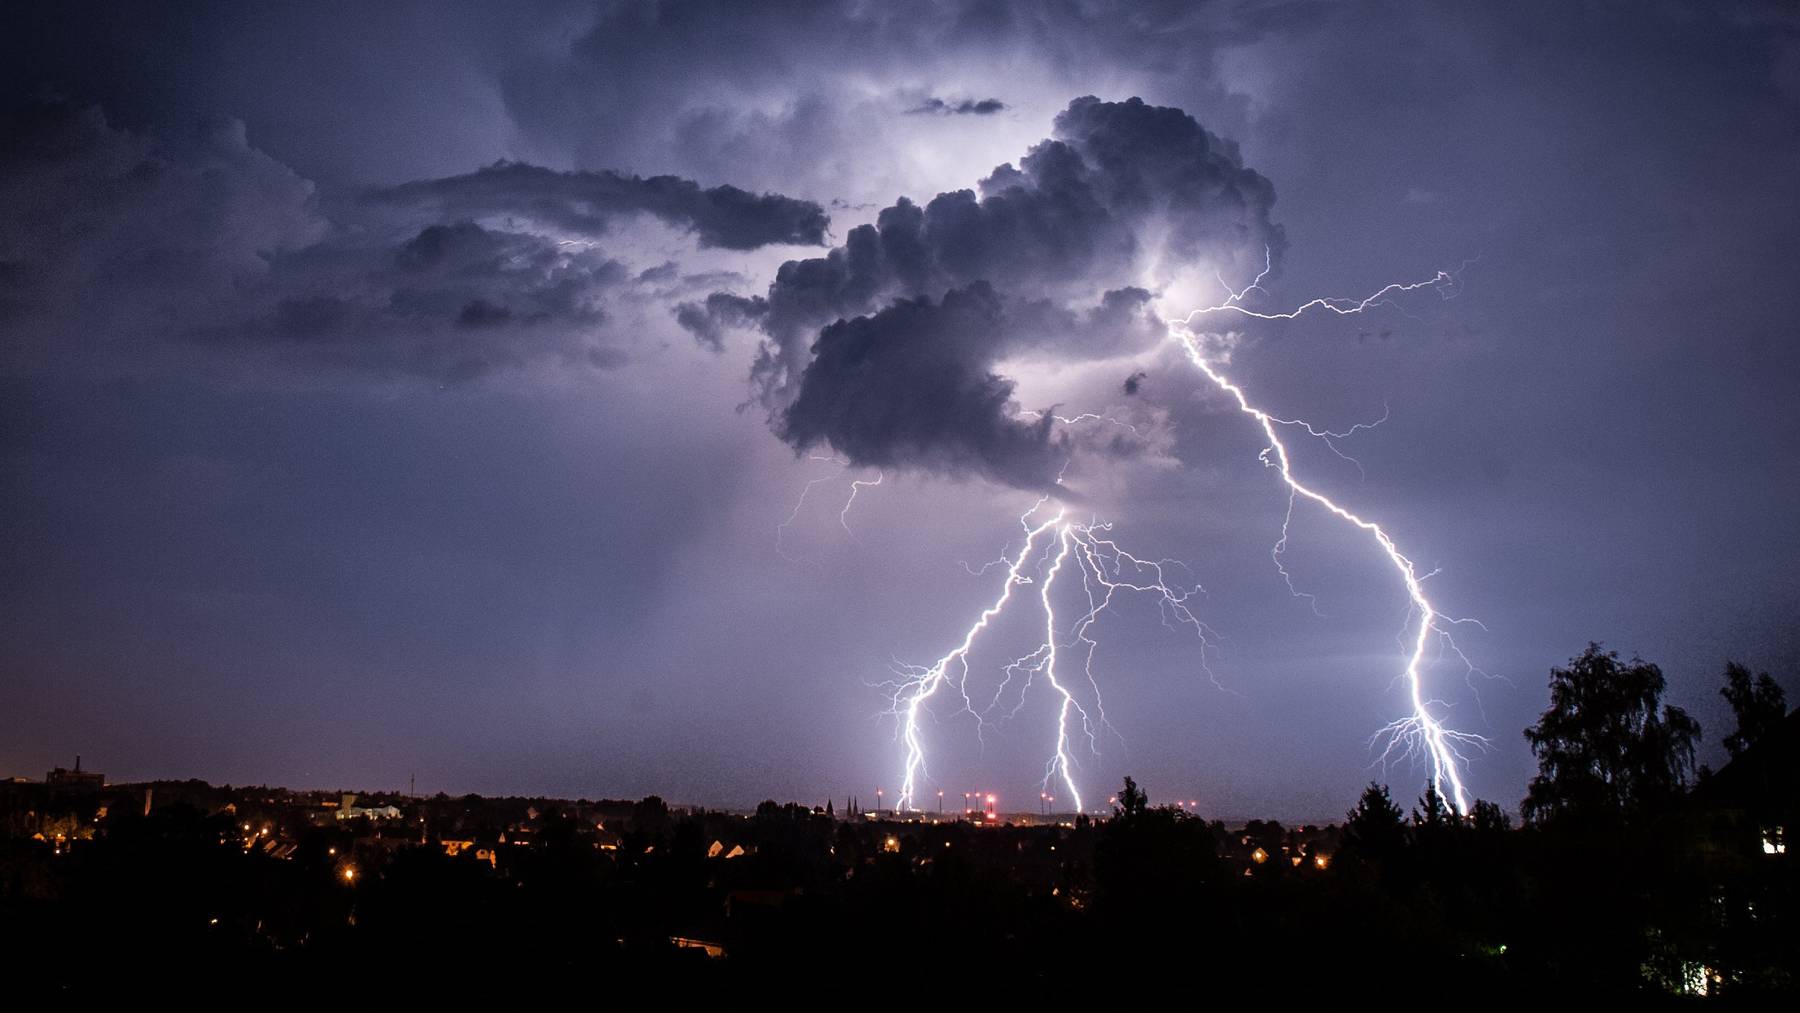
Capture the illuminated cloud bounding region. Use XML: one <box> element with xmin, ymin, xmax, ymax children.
<box><xmin>720</xmin><ymin>96</ymin><xmax>1284</xmax><ymax>490</ymax></box>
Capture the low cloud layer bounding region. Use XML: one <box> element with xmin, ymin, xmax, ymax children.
<box><xmin>908</xmin><ymin>97</ymin><xmax>1007</xmax><ymax>116</ymax></box>
<box><xmin>369</xmin><ymin>161</ymin><xmax>830</xmax><ymax>250</ymax></box>
<box><xmin>1</xmin><ymin>97</ymin><xmax>828</xmax><ymax>383</ymax></box>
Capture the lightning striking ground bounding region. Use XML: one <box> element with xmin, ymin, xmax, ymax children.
<box><xmin>884</xmin><ymin>499</ymin><xmax>1212</xmax><ymax>814</ymax></box>
<box><xmin>1172</xmin><ymin>261</ymin><xmax>1487</xmax><ymax>812</ymax></box>
<box><xmin>883</xmin><ymin>256</ymin><xmax>1486</xmax><ymax>817</ymax></box>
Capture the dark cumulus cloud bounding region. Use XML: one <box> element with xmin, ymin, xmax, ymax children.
<box><xmin>701</xmin><ymin>96</ymin><xmax>1285</xmax><ymax>491</ymax></box>
<box><xmin>0</xmin><ymin>98</ymin><xmax>827</xmax><ymax>383</ymax></box>
<box><xmin>218</xmin><ymin>219</ymin><xmax>633</xmax><ymax>382</ymax></box>
<box><xmin>0</xmin><ymin>99</ymin><xmax>319</xmax><ymax>312</ymax></box>
<box><xmin>907</xmin><ymin>97</ymin><xmax>1007</xmax><ymax>116</ymax></box>
<box><xmin>782</xmin><ymin>284</ymin><xmax>1067</xmax><ymax>489</ymax></box>
<box><xmin>674</xmin><ymin>292</ymin><xmax>769</xmax><ymax>353</ymax></box>
<box><xmin>370</xmin><ymin>162</ymin><xmax>830</xmax><ymax>251</ymax></box>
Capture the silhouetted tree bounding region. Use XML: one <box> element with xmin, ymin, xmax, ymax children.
<box><xmin>1720</xmin><ymin>660</ymin><xmax>1788</xmax><ymax>759</ymax></box>
<box><xmin>1113</xmin><ymin>776</ymin><xmax>1147</xmax><ymax>822</ymax></box>
<box><xmin>1095</xmin><ymin>776</ymin><xmax>1218</xmax><ymax>907</ymax></box>
<box><xmin>631</xmin><ymin>795</ymin><xmax>672</xmax><ymax>836</ymax></box>
<box><xmin>1412</xmin><ymin>782</ymin><xmax>1454</xmax><ymax>831</ymax></box>
<box><xmin>1521</xmin><ymin>643</ymin><xmax>1700</xmax><ymax>827</ymax></box>
<box><xmin>1469</xmin><ymin>799</ymin><xmax>1512</xmax><ymax>833</ymax></box>
<box><xmin>1341</xmin><ymin>782</ymin><xmax>1407</xmax><ymax>867</ymax></box>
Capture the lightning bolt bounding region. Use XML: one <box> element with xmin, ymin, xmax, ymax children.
<box><xmin>776</xmin><ymin>456</ymin><xmax>882</xmax><ymax>558</ymax></box>
<box><xmin>1026</xmin><ymin>526</ymin><xmax>1083</xmax><ymax>810</ymax></box>
<box><xmin>1178</xmin><ymin>257</ymin><xmax>1461</xmax><ymax>328</ymax></box>
<box><xmin>1172</xmin><ymin>256</ymin><xmax>1487</xmax><ymax>813</ymax></box>
<box><xmin>886</xmin><ymin>499</ymin><xmax>1213</xmax><ymax>814</ymax></box>
<box><xmin>776</xmin><ymin>468</ymin><xmax>837</xmax><ymax>563</ymax></box>
<box><xmin>880</xmin><ymin>253</ymin><xmax>1485</xmax><ymax>817</ymax></box>
<box><xmin>1026</xmin><ymin>408</ymin><xmax>1146</xmax><ymax>438</ymax></box>
<box><xmin>885</xmin><ymin>500</ymin><xmax>1064</xmax><ymax>812</ymax></box>
<box><xmin>839</xmin><ymin>470</ymin><xmax>883</xmax><ymax>539</ymax></box>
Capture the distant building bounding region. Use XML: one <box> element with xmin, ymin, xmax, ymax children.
<box><xmin>706</xmin><ymin>839</ymin><xmax>747</xmax><ymax>859</ymax></box>
<box><xmin>336</xmin><ymin>793</ymin><xmax>403</xmax><ymax>821</ymax></box>
<box><xmin>1691</xmin><ymin>707</ymin><xmax>1799</xmax><ymax>862</ymax></box>
<box><xmin>440</xmin><ymin>839</ymin><xmax>498</xmax><ymax>867</ymax></box>
<box><xmin>45</xmin><ymin>756</ymin><xmax>104</xmax><ymax>791</ymax></box>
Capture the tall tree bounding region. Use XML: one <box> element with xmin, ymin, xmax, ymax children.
<box><xmin>1469</xmin><ymin>799</ymin><xmax>1512</xmax><ymax>833</ymax></box>
<box><xmin>1522</xmin><ymin>643</ymin><xmax>1701</xmax><ymax>826</ymax></box>
<box><xmin>1341</xmin><ymin>782</ymin><xmax>1408</xmax><ymax>864</ymax></box>
<box><xmin>1113</xmin><ymin>775</ymin><xmax>1148</xmax><ymax>822</ymax></box>
<box><xmin>1095</xmin><ymin>775</ymin><xmax>1217</xmax><ymax>906</ymax></box>
<box><xmin>1719</xmin><ymin>660</ymin><xmax>1788</xmax><ymax>759</ymax></box>
<box><xmin>1412</xmin><ymin>782</ymin><xmax>1454</xmax><ymax>830</ymax></box>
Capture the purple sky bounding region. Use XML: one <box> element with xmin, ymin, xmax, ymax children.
<box><xmin>3</xmin><ymin>1</ymin><xmax>1797</xmax><ymax>820</ymax></box>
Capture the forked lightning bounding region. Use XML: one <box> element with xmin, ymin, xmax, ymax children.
<box><xmin>883</xmin><ymin>256</ymin><xmax>1485</xmax><ymax>815</ymax></box>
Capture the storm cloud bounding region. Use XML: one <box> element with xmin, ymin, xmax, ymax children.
<box><xmin>0</xmin><ymin>97</ymin><xmax>827</xmax><ymax>383</ymax></box>
<box><xmin>673</xmin><ymin>292</ymin><xmax>769</xmax><ymax>353</ymax></box>
<box><xmin>780</xmin><ymin>284</ymin><xmax>1067</xmax><ymax>488</ymax></box>
<box><xmin>729</xmin><ymin>96</ymin><xmax>1284</xmax><ymax>490</ymax></box>
<box><xmin>0</xmin><ymin>99</ymin><xmax>320</xmax><ymax>333</ymax></box>
<box><xmin>369</xmin><ymin>161</ymin><xmax>830</xmax><ymax>250</ymax></box>
<box><xmin>3</xmin><ymin>0</ymin><xmax>1797</xmax><ymax>817</ymax></box>
<box><xmin>217</xmin><ymin>220</ymin><xmax>634</xmax><ymax>382</ymax></box>
<box><xmin>907</xmin><ymin>97</ymin><xmax>1007</xmax><ymax>116</ymax></box>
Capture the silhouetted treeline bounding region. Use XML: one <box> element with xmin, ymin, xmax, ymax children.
<box><xmin>1</xmin><ymin>648</ymin><xmax>1792</xmax><ymax>996</ymax></box>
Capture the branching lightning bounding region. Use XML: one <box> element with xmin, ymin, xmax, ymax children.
<box><xmin>776</xmin><ymin>455</ymin><xmax>883</xmax><ymax>559</ymax></box>
<box><xmin>880</xmin><ymin>253</ymin><xmax>1488</xmax><ymax>817</ymax></box>
<box><xmin>1171</xmin><ymin>256</ymin><xmax>1487</xmax><ymax>812</ymax></box>
<box><xmin>1026</xmin><ymin>407</ymin><xmax>1146</xmax><ymax>438</ymax></box>
<box><xmin>839</xmin><ymin>470</ymin><xmax>883</xmax><ymax>539</ymax></box>
<box><xmin>883</xmin><ymin>498</ymin><xmax>1213</xmax><ymax>814</ymax></box>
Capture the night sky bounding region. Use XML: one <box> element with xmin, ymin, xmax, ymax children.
<box><xmin>4</xmin><ymin>1</ymin><xmax>1797</xmax><ymax>819</ymax></box>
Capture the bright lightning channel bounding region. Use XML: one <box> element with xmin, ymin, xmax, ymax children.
<box><xmin>885</xmin><ymin>498</ymin><xmax>1212</xmax><ymax>814</ymax></box>
<box><xmin>1172</xmin><ymin>258</ymin><xmax>1487</xmax><ymax>813</ymax></box>
<box><xmin>839</xmin><ymin>470</ymin><xmax>882</xmax><ymax>539</ymax></box>
<box><xmin>886</xmin><ymin>256</ymin><xmax>1487</xmax><ymax>817</ymax></box>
